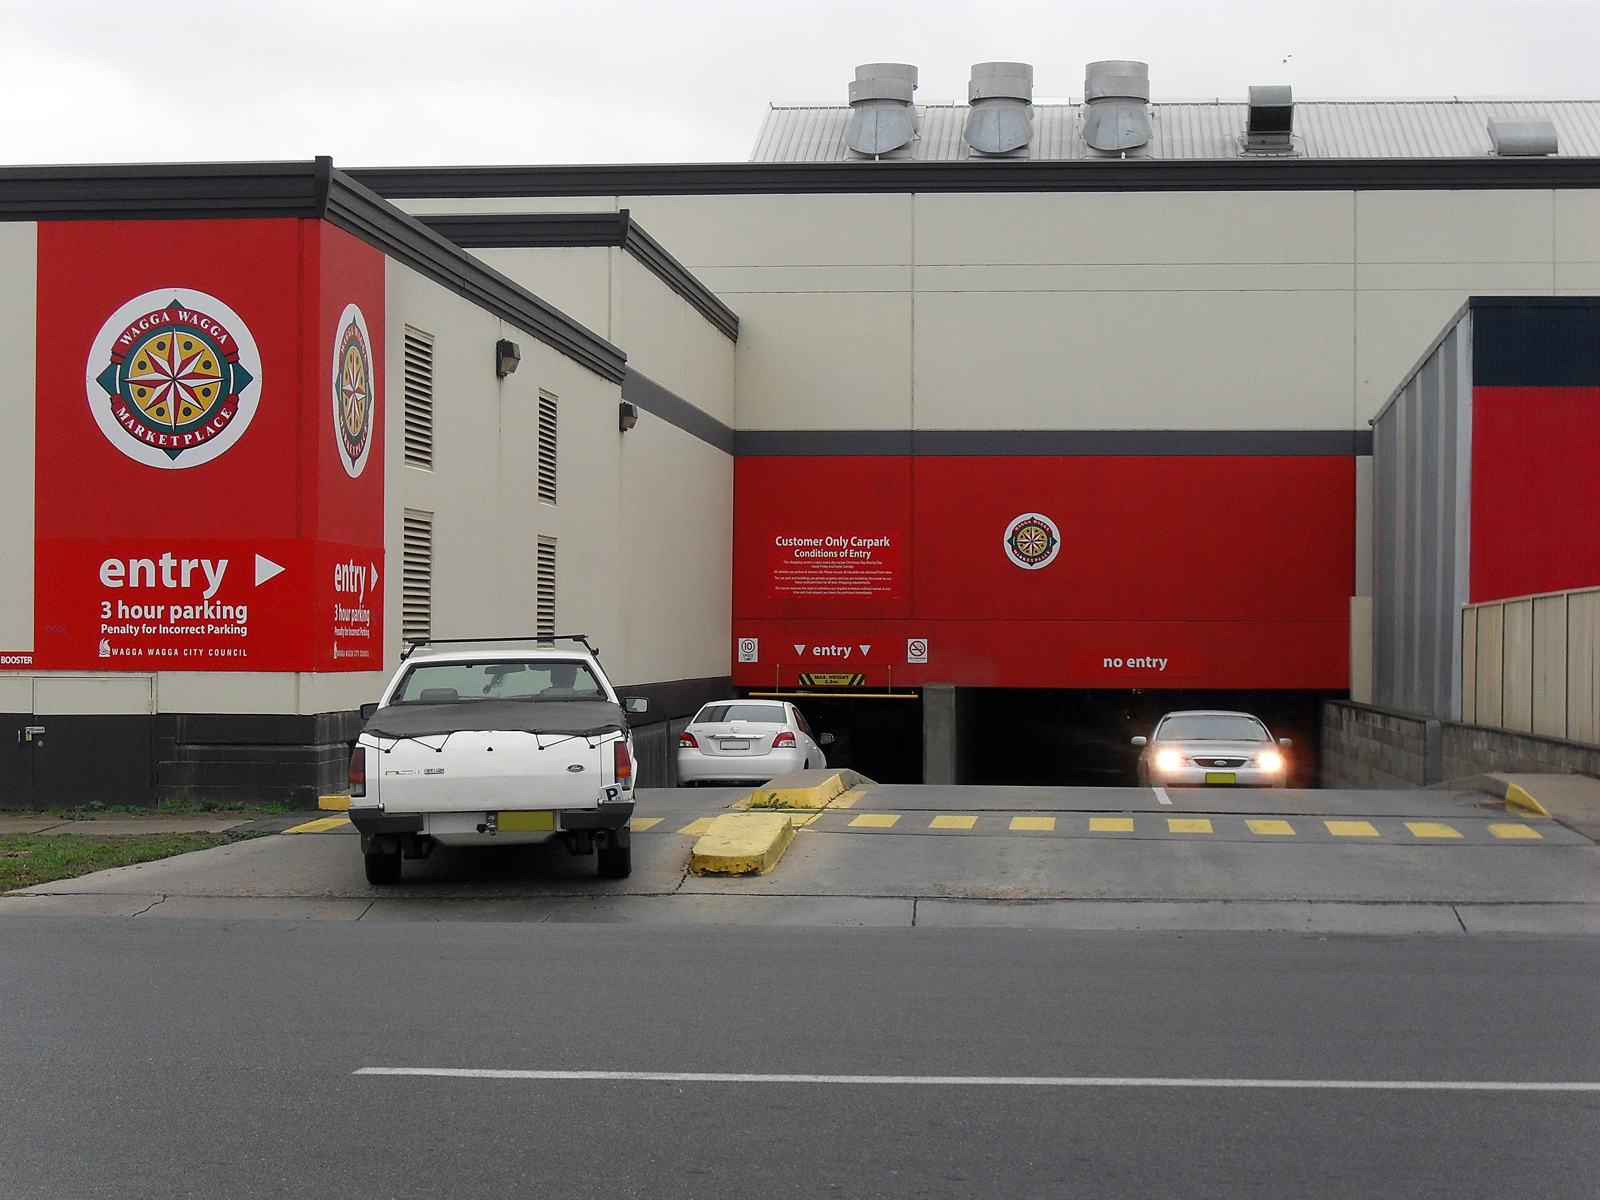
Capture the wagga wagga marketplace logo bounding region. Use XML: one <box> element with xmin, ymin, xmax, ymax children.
<box><xmin>1003</xmin><ymin>512</ymin><xmax>1061</xmax><ymax>570</ymax></box>
<box><xmin>87</xmin><ymin>288</ymin><xmax>262</xmax><ymax>469</ymax></box>
<box><xmin>332</xmin><ymin>303</ymin><xmax>374</xmax><ymax>477</ymax></box>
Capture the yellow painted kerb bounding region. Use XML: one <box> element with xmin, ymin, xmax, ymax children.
<box><xmin>1503</xmin><ymin>783</ymin><xmax>1552</xmax><ymax>818</ymax></box>
<box><xmin>743</xmin><ymin>773</ymin><xmax>847</xmax><ymax>810</ymax></box>
<box><xmin>689</xmin><ymin>812</ymin><xmax>797</xmax><ymax>876</ymax></box>
<box><xmin>318</xmin><ymin>794</ymin><xmax>352</xmax><ymax>811</ymax></box>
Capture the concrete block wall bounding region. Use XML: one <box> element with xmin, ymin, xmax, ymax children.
<box><xmin>1323</xmin><ymin>698</ymin><xmax>1600</xmax><ymax>787</ymax></box>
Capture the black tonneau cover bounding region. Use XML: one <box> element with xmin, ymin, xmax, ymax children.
<box><xmin>364</xmin><ymin>699</ymin><xmax>625</xmax><ymax>739</ymax></box>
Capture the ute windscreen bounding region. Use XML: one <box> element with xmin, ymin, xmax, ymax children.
<box><xmin>393</xmin><ymin>660</ymin><xmax>604</xmax><ymax>703</ymax></box>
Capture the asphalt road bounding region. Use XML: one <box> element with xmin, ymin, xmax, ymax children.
<box><xmin>1</xmin><ymin>917</ymin><xmax>1597</xmax><ymax>1198</ymax></box>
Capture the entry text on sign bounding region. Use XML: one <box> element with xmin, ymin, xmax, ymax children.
<box><xmin>100</xmin><ymin>555</ymin><xmax>228</xmax><ymax>599</ymax></box>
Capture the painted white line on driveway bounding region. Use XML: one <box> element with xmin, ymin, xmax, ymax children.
<box><xmin>353</xmin><ymin>1068</ymin><xmax>1599</xmax><ymax>1092</ymax></box>
<box><xmin>1154</xmin><ymin>788</ymin><xmax>1172</xmax><ymax>806</ymax></box>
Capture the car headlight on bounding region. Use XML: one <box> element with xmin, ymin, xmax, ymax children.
<box><xmin>1155</xmin><ymin>749</ymin><xmax>1182</xmax><ymax>772</ymax></box>
<box><xmin>1257</xmin><ymin>750</ymin><xmax>1284</xmax><ymax>772</ymax></box>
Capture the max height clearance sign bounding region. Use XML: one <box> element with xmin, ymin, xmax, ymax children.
<box><xmin>33</xmin><ymin>219</ymin><xmax>385</xmax><ymax>672</ymax></box>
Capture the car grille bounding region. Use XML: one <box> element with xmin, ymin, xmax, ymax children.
<box><xmin>1193</xmin><ymin>757</ymin><xmax>1249</xmax><ymax>769</ymax></box>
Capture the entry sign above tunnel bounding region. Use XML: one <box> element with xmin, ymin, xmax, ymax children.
<box><xmin>31</xmin><ymin>219</ymin><xmax>386</xmax><ymax>672</ymax></box>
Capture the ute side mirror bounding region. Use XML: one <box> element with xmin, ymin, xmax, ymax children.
<box><xmin>819</xmin><ymin>732</ymin><xmax>836</xmax><ymax>746</ymax></box>
<box><xmin>1130</xmin><ymin>736</ymin><xmax>1147</xmax><ymax>747</ymax></box>
<box><xmin>360</xmin><ymin>702</ymin><xmax>380</xmax><ymax>720</ymax></box>
<box><xmin>1279</xmin><ymin>737</ymin><xmax>1293</xmax><ymax>747</ymax></box>
<box><xmin>622</xmin><ymin>697</ymin><xmax>649</xmax><ymax>714</ymax></box>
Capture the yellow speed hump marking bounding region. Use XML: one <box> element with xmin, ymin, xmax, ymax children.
<box><xmin>929</xmin><ymin>815</ymin><xmax>978</xmax><ymax>830</ymax></box>
<box><xmin>630</xmin><ymin>817</ymin><xmax>664</xmax><ymax>831</ymax></box>
<box><xmin>1325</xmin><ymin>820</ymin><xmax>1381</xmax><ymax>837</ymax></box>
<box><xmin>283</xmin><ymin>816</ymin><xmax>351</xmax><ymax>834</ymax></box>
<box><xmin>1167</xmin><ymin>818</ymin><xmax>1213</xmax><ymax>834</ymax></box>
<box><xmin>1247</xmin><ymin>820</ymin><xmax>1296</xmax><ymax>836</ymax></box>
<box><xmin>1405</xmin><ymin>822</ymin><xmax>1462</xmax><ymax>838</ymax></box>
<box><xmin>849</xmin><ymin>813</ymin><xmax>901</xmax><ymax>828</ymax></box>
<box><xmin>676</xmin><ymin>818</ymin><xmax>716</xmax><ymax>836</ymax></box>
<box><xmin>1488</xmin><ymin>824</ymin><xmax>1542</xmax><ymax>840</ymax></box>
<box><xmin>1009</xmin><ymin>816</ymin><xmax>1056</xmax><ymax>831</ymax></box>
<box><xmin>1090</xmin><ymin>817</ymin><xmax>1135</xmax><ymax>832</ymax></box>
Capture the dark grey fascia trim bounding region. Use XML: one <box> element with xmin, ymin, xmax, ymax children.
<box><xmin>322</xmin><ymin>165</ymin><xmax>626</xmax><ymax>382</ymax></box>
<box><xmin>349</xmin><ymin>157</ymin><xmax>1600</xmax><ymax>198</ymax></box>
<box><xmin>622</xmin><ymin>369</ymin><xmax>735</xmax><ymax>454</ymax></box>
<box><xmin>420</xmin><ymin>211</ymin><xmax>739</xmax><ymax>342</ymax></box>
<box><xmin>735</xmin><ymin>429</ymin><xmax>1373</xmax><ymax>456</ymax></box>
<box><xmin>0</xmin><ymin>158</ymin><xmax>627</xmax><ymax>385</ymax></box>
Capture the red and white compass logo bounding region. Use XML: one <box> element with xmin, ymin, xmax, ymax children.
<box><xmin>1003</xmin><ymin>512</ymin><xmax>1061</xmax><ymax>570</ymax></box>
<box><xmin>86</xmin><ymin>288</ymin><xmax>262</xmax><ymax>469</ymax></box>
<box><xmin>331</xmin><ymin>303</ymin><xmax>374</xmax><ymax>478</ymax></box>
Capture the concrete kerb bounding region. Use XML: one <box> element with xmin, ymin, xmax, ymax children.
<box><xmin>1439</xmin><ymin>773</ymin><xmax>1560</xmax><ymax>817</ymax></box>
<box><xmin>734</xmin><ymin>769</ymin><xmax>870</xmax><ymax>811</ymax></box>
<box><xmin>689</xmin><ymin>813</ymin><xmax>797</xmax><ymax>876</ymax></box>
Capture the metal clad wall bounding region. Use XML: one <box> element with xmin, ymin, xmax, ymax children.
<box><xmin>1372</xmin><ymin>318</ymin><xmax>1471</xmax><ymax>719</ymax></box>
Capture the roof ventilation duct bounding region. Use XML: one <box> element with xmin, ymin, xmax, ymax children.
<box><xmin>1242</xmin><ymin>85</ymin><xmax>1294</xmax><ymax>153</ymax></box>
<box><xmin>964</xmin><ymin>62</ymin><xmax>1034</xmax><ymax>155</ymax></box>
<box><xmin>1487</xmin><ymin>117</ymin><xmax>1559</xmax><ymax>156</ymax></box>
<box><xmin>846</xmin><ymin>63</ymin><xmax>919</xmax><ymax>158</ymax></box>
<box><xmin>1082</xmin><ymin>60</ymin><xmax>1150</xmax><ymax>153</ymax></box>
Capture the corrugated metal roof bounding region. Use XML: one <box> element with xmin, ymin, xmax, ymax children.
<box><xmin>751</xmin><ymin>100</ymin><xmax>1600</xmax><ymax>161</ymax></box>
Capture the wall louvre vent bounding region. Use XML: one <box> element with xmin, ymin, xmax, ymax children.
<box><xmin>403</xmin><ymin>327</ymin><xmax>435</xmax><ymax>470</ymax></box>
<box><xmin>537</xmin><ymin>393</ymin><xmax>558</xmax><ymax>506</ymax></box>
<box><xmin>536</xmin><ymin>537</ymin><xmax>557</xmax><ymax>638</ymax></box>
<box><xmin>402</xmin><ymin>509</ymin><xmax>433</xmax><ymax>643</ymax></box>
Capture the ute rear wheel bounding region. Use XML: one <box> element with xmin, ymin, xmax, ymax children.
<box><xmin>597</xmin><ymin>844</ymin><xmax>632</xmax><ymax>879</ymax></box>
<box><xmin>364</xmin><ymin>847</ymin><xmax>402</xmax><ymax>885</ymax></box>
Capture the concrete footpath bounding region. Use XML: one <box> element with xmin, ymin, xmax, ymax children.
<box><xmin>3</xmin><ymin>784</ymin><xmax>1599</xmax><ymax>933</ymax></box>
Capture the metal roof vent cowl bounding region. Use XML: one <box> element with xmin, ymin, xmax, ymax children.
<box><xmin>1082</xmin><ymin>60</ymin><xmax>1150</xmax><ymax>153</ymax></box>
<box><xmin>846</xmin><ymin>63</ymin><xmax>919</xmax><ymax>158</ymax></box>
<box><xmin>1242</xmin><ymin>85</ymin><xmax>1294</xmax><ymax>153</ymax></box>
<box><xmin>964</xmin><ymin>62</ymin><xmax>1034</xmax><ymax>155</ymax></box>
<box><xmin>1487</xmin><ymin>117</ymin><xmax>1559</xmax><ymax>156</ymax></box>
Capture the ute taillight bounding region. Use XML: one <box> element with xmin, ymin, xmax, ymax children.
<box><xmin>349</xmin><ymin>745</ymin><xmax>366</xmax><ymax>798</ymax></box>
<box><xmin>679</xmin><ymin>731</ymin><xmax>698</xmax><ymax>748</ymax></box>
<box><xmin>773</xmin><ymin>731</ymin><xmax>796</xmax><ymax>748</ymax></box>
<box><xmin>614</xmin><ymin>739</ymin><xmax>634</xmax><ymax>787</ymax></box>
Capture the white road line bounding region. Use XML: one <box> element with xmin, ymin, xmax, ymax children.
<box><xmin>353</xmin><ymin>1068</ymin><xmax>1599</xmax><ymax>1091</ymax></box>
<box><xmin>1154</xmin><ymin>787</ymin><xmax>1172</xmax><ymax>806</ymax></box>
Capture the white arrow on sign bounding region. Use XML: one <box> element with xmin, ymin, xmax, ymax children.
<box><xmin>860</xmin><ymin>644</ymin><xmax>872</xmax><ymax>655</ymax></box>
<box><xmin>370</xmin><ymin>562</ymin><xmax>380</xmax><ymax>590</ymax></box>
<box><xmin>793</xmin><ymin>644</ymin><xmax>807</xmax><ymax>655</ymax></box>
<box><xmin>255</xmin><ymin>554</ymin><xmax>286</xmax><ymax>586</ymax></box>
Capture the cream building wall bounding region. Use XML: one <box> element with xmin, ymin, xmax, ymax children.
<box><xmin>400</xmin><ymin>187</ymin><xmax>1600</xmax><ymax>434</ymax></box>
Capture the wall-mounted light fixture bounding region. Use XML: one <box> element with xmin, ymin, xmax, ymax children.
<box><xmin>495</xmin><ymin>338</ymin><xmax>521</xmax><ymax>379</ymax></box>
<box><xmin>619</xmin><ymin>402</ymin><xmax>639</xmax><ymax>433</ymax></box>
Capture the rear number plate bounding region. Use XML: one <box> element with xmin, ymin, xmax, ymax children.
<box><xmin>721</xmin><ymin>740</ymin><xmax>750</xmax><ymax>750</ymax></box>
<box><xmin>498</xmin><ymin>810</ymin><xmax>554</xmax><ymax>832</ymax></box>
<box><xmin>1204</xmin><ymin>772</ymin><xmax>1237</xmax><ymax>785</ymax></box>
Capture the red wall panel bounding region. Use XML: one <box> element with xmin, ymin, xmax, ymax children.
<box><xmin>1471</xmin><ymin>386</ymin><xmax>1600</xmax><ymax>603</ymax></box>
<box><xmin>733</xmin><ymin>454</ymin><xmax>1353</xmax><ymax>690</ymax></box>
<box><xmin>33</xmin><ymin>218</ymin><xmax>385</xmax><ymax>672</ymax></box>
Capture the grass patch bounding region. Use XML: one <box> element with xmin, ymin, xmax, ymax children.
<box><xmin>0</xmin><ymin>832</ymin><xmax>262</xmax><ymax>892</ymax></box>
<box><xmin>38</xmin><ymin>799</ymin><xmax>296</xmax><ymax>821</ymax></box>
<box><xmin>746</xmin><ymin>796</ymin><xmax>805</xmax><ymax>810</ymax></box>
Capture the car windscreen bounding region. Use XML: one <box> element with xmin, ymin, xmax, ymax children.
<box><xmin>694</xmin><ymin>703</ymin><xmax>788</xmax><ymax>725</ymax></box>
<box><xmin>1156</xmin><ymin>715</ymin><xmax>1270</xmax><ymax>742</ymax></box>
<box><xmin>391</xmin><ymin>660</ymin><xmax>605</xmax><ymax>703</ymax></box>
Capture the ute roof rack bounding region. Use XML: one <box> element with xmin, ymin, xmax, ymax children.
<box><xmin>400</xmin><ymin>633</ymin><xmax>599</xmax><ymax>661</ymax></box>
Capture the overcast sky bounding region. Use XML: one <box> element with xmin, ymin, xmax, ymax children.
<box><xmin>0</xmin><ymin>0</ymin><xmax>1592</xmax><ymax>167</ymax></box>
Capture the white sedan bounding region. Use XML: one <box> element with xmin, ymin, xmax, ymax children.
<box><xmin>677</xmin><ymin>700</ymin><xmax>828</xmax><ymax>786</ymax></box>
<box><xmin>1132</xmin><ymin>709</ymin><xmax>1291</xmax><ymax>788</ymax></box>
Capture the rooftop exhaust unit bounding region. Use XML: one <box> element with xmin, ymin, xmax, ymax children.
<box><xmin>1082</xmin><ymin>60</ymin><xmax>1150</xmax><ymax>153</ymax></box>
<box><xmin>964</xmin><ymin>62</ymin><xmax>1034</xmax><ymax>155</ymax></box>
<box><xmin>846</xmin><ymin>63</ymin><xmax>919</xmax><ymax>158</ymax></box>
<box><xmin>1242</xmin><ymin>85</ymin><xmax>1294</xmax><ymax>153</ymax></box>
<box><xmin>1487</xmin><ymin>117</ymin><xmax>1559</xmax><ymax>156</ymax></box>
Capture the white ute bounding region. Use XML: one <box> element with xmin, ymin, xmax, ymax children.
<box><xmin>347</xmin><ymin>637</ymin><xmax>648</xmax><ymax>885</ymax></box>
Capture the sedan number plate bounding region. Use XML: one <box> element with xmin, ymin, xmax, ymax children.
<box><xmin>1204</xmin><ymin>772</ymin><xmax>1237</xmax><ymax>785</ymax></box>
<box><xmin>720</xmin><ymin>740</ymin><xmax>751</xmax><ymax>750</ymax></box>
<box><xmin>498</xmin><ymin>810</ymin><xmax>555</xmax><ymax>832</ymax></box>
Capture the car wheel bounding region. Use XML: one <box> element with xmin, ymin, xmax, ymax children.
<box><xmin>597</xmin><ymin>844</ymin><xmax>632</xmax><ymax>879</ymax></box>
<box><xmin>364</xmin><ymin>848</ymin><xmax>402</xmax><ymax>885</ymax></box>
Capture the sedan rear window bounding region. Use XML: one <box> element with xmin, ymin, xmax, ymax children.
<box><xmin>393</xmin><ymin>660</ymin><xmax>605</xmax><ymax>703</ymax></box>
<box><xmin>694</xmin><ymin>703</ymin><xmax>788</xmax><ymax>724</ymax></box>
<box><xmin>1157</xmin><ymin>715</ymin><xmax>1271</xmax><ymax>742</ymax></box>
